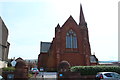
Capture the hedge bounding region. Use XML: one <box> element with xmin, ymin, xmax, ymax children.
<box><xmin>2</xmin><ymin>67</ymin><xmax>15</xmax><ymax>72</ymax></box>
<box><xmin>70</xmin><ymin>66</ymin><xmax>120</xmax><ymax>75</ymax></box>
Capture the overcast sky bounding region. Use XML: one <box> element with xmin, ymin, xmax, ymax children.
<box><xmin>0</xmin><ymin>0</ymin><xmax>119</xmax><ymax>61</ymax></box>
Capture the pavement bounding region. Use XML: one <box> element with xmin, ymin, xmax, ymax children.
<box><xmin>29</xmin><ymin>72</ymin><xmax>57</xmax><ymax>80</ymax></box>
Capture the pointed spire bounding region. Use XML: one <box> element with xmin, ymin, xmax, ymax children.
<box><xmin>79</xmin><ymin>4</ymin><xmax>87</xmax><ymax>26</ymax></box>
<box><xmin>56</xmin><ymin>23</ymin><xmax>60</xmax><ymax>28</ymax></box>
<box><xmin>55</xmin><ymin>23</ymin><xmax>60</xmax><ymax>33</ymax></box>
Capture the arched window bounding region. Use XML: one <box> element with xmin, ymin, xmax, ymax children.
<box><xmin>66</xmin><ymin>29</ymin><xmax>77</xmax><ymax>48</ymax></box>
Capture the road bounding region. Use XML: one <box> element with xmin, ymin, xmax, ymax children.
<box><xmin>30</xmin><ymin>72</ymin><xmax>57</xmax><ymax>80</ymax></box>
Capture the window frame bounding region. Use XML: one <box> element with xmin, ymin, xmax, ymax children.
<box><xmin>66</xmin><ymin>29</ymin><xmax>77</xmax><ymax>48</ymax></box>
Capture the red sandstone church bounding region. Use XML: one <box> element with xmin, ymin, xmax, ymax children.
<box><xmin>38</xmin><ymin>5</ymin><xmax>98</xmax><ymax>70</ymax></box>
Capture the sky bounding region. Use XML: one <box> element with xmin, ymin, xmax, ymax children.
<box><xmin>0</xmin><ymin>0</ymin><xmax>119</xmax><ymax>61</ymax></box>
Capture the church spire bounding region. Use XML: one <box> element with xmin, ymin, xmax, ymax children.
<box><xmin>79</xmin><ymin>4</ymin><xmax>87</xmax><ymax>26</ymax></box>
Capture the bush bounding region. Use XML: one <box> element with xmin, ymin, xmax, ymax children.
<box><xmin>28</xmin><ymin>73</ymin><xmax>33</xmax><ymax>78</ymax></box>
<box><xmin>2</xmin><ymin>67</ymin><xmax>15</xmax><ymax>72</ymax></box>
<box><xmin>70</xmin><ymin>66</ymin><xmax>120</xmax><ymax>75</ymax></box>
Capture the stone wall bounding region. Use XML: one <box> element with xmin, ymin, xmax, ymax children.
<box><xmin>0</xmin><ymin>17</ymin><xmax>9</xmax><ymax>61</ymax></box>
<box><xmin>0</xmin><ymin>17</ymin><xmax>2</xmax><ymax>60</ymax></box>
<box><xmin>58</xmin><ymin>72</ymin><xmax>96</xmax><ymax>80</ymax></box>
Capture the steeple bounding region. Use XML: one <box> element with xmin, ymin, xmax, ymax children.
<box><xmin>79</xmin><ymin>4</ymin><xmax>87</xmax><ymax>26</ymax></box>
<box><xmin>55</xmin><ymin>23</ymin><xmax>60</xmax><ymax>34</ymax></box>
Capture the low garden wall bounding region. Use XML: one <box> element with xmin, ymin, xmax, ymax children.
<box><xmin>58</xmin><ymin>72</ymin><xmax>95</xmax><ymax>80</ymax></box>
<box><xmin>2</xmin><ymin>67</ymin><xmax>15</xmax><ymax>80</ymax></box>
<box><xmin>58</xmin><ymin>66</ymin><xmax>120</xmax><ymax>80</ymax></box>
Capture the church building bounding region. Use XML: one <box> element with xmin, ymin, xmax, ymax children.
<box><xmin>38</xmin><ymin>5</ymin><xmax>98</xmax><ymax>71</ymax></box>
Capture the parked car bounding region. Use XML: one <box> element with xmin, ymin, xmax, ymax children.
<box><xmin>96</xmin><ymin>72</ymin><xmax>120</xmax><ymax>80</ymax></box>
<box><xmin>31</xmin><ymin>68</ymin><xmax>39</xmax><ymax>74</ymax></box>
<box><xmin>0</xmin><ymin>75</ymin><xmax>4</xmax><ymax>80</ymax></box>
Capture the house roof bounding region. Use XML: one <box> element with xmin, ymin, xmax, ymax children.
<box><xmin>40</xmin><ymin>42</ymin><xmax>51</xmax><ymax>53</ymax></box>
<box><xmin>90</xmin><ymin>55</ymin><xmax>98</xmax><ymax>63</ymax></box>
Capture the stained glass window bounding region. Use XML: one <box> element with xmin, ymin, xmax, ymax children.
<box><xmin>66</xmin><ymin>29</ymin><xmax>77</xmax><ymax>48</ymax></box>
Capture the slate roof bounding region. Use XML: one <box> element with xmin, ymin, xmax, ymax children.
<box><xmin>90</xmin><ymin>55</ymin><xmax>98</xmax><ymax>63</ymax></box>
<box><xmin>40</xmin><ymin>42</ymin><xmax>51</xmax><ymax>53</ymax></box>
